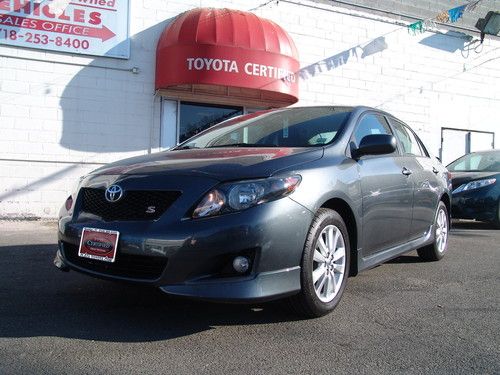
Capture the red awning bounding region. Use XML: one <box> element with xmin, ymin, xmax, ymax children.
<box><xmin>156</xmin><ymin>8</ymin><xmax>299</xmax><ymax>106</ymax></box>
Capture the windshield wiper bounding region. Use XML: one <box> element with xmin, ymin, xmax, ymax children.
<box><xmin>207</xmin><ymin>143</ymin><xmax>278</xmax><ymax>148</ymax></box>
<box><xmin>175</xmin><ymin>145</ymin><xmax>199</xmax><ymax>150</ymax></box>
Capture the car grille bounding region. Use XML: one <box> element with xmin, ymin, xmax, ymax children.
<box><xmin>79</xmin><ymin>188</ymin><xmax>181</xmax><ymax>221</ymax></box>
<box><xmin>62</xmin><ymin>242</ymin><xmax>167</xmax><ymax>280</ymax></box>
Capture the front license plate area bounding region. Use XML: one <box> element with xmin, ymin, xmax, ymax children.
<box><xmin>78</xmin><ymin>227</ymin><xmax>119</xmax><ymax>263</ymax></box>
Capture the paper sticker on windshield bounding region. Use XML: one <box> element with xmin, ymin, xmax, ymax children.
<box><xmin>283</xmin><ymin>118</ymin><xmax>289</xmax><ymax>138</ymax></box>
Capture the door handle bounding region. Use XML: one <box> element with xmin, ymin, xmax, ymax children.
<box><xmin>432</xmin><ymin>167</ymin><xmax>439</xmax><ymax>174</ymax></box>
<box><xmin>402</xmin><ymin>167</ymin><xmax>412</xmax><ymax>176</ymax></box>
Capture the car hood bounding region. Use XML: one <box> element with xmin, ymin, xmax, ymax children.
<box><xmin>450</xmin><ymin>171</ymin><xmax>499</xmax><ymax>190</ymax></box>
<box><xmin>90</xmin><ymin>147</ymin><xmax>324</xmax><ymax>181</ymax></box>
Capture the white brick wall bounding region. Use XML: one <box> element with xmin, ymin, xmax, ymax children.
<box><xmin>1</xmin><ymin>0</ymin><xmax>499</xmax><ymax>218</ymax></box>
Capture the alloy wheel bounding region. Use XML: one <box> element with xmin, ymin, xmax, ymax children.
<box><xmin>312</xmin><ymin>225</ymin><xmax>346</xmax><ymax>302</ymax></box>
<box><xmin>435</xmin><ymin>208</ymin><xmax>448</xmax><ymax>253</ymax></box>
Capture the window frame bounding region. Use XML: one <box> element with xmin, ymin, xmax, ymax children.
<box><xmin>348</xmin><ymin>111</ymin><xmax>399</xmax><ymax>157</ymax></box>
<box><xmin>160</xmin><ymin>97</ymin><xmax>266</xmax><ymax>149</ymax></box>
<box><xmin>387</xmin><ymin>117</ymin><xmax>429</xmax><ymax>158</ymax></box>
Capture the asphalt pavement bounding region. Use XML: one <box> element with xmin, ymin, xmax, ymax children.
<box><xmin>0</xmin><ymin>220</ymin><xmax>498</xmax><ymax>375</ymax></box>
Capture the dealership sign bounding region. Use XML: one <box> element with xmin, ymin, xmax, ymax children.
<box><xmin>0</xmin><ymin>0</ymin><xmax>130</xmax><ymax>58</ymax></box>
<box><xmin>185</xmin><ymin>57</ymin><xmax>296</xmax><ymax>84</ymax></box>
<box><xmin>156</xmin><ymin>45</ymin><xmax>299</xmax><ymax>104</ymax></box>
<box><xmin>156</xmin><ymin>8</ymin><xmax>300</xmax><ymax>104</ymax></box>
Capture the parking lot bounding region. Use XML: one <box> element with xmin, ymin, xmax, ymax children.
<box><xmin>0</xmin><ymin>220</ymin><xmax>498</xmax><ymax>374</ymax></box>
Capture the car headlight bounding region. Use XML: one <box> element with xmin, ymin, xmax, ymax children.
<box><xmin>192</xmin><ymin>175</ymin><xmax>302</xmax><ymax>218</ymax></box>
<box><xmin>452</xmin><ymin>178</ymin><xmax>496</xmax><ymax>194</ymax></box>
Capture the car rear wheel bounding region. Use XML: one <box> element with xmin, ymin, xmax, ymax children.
<box><xmin>288</xmin><ymin>208</ymin><xmax>350</xmax><ymax>318</ymax></box>
<box><xmin>417</xmin><ymin>201</ymin><xmax>449</xmax><ymax>261</ymax></box>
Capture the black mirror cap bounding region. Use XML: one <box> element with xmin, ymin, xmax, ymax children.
<box><xmin>352</xmin><ymin>134</ymin><xmax>397</xmax><ymax>158</ymax></box>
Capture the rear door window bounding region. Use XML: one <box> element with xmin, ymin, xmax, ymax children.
<box><xmin>390</xmin><ymin>120</ymin><xmax>425</xmax><ymax>157</ymax></box>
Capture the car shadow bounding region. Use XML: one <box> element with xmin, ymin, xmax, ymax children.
<box><xmin>451</xmin><ymin>220</ymin><xmax>498</xmax><ymax>230</ymax></box>
<box><xmin>386</xmin><ymin>254</ymin><xmax>421</xmax><ymax>264</ymax></box>
<box><xmin>450</xmin><ymin>220</ymin><xmax>498</xmax><ymax>238</ymax></box>
<box><xmin>0</xmin><ymin>244</ymin><xmax>301</xmax><ymax>343</ymax></box>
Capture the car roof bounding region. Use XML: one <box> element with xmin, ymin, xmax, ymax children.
<box><xmin>285</xmin><ymin>105</ymin><xmax>389</xmax><ymax>117</ymax></box>
<box><xmin>467</xmin><ymin>149</ymin><xmax>500</xmax><ymax>155</ymax></box>
<box><xmin>448</xmin><ymin>149</ymin><xmax>499</xmax><ymax>165</ymax></box>
<box><xmin>267</xmin><ymin>105</ymin><xmax>407</xmax><ymax>127</ymax></box>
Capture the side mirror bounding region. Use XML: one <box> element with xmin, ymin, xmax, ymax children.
<box><xmin>352</xmin><ymin>134</ymin><xmax>397</xmax><ymax>159</ymax></box>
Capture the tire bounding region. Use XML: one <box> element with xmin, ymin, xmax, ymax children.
<box><xmin>417</xmin><ymin>201</ymin><xmax>449</xmax><ymax>261</ymax></box>
<box><xmin>288</xmin><ymin>208</ymin><xmax>350</xmax><ymax>318</ymax></box>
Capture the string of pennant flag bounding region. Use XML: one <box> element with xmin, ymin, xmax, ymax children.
<box><xmin>407</xmin><ymin>0</ymin><xmax>483</xmax><ymax>35</ymax></box>
<box><xmin>295</xmin><ymin>0</ymin><xmax>487</xmax><ymax>81</ymax></box>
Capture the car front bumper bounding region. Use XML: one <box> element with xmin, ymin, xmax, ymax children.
<box><xmin>451</xmin><ymin>185</ymin><xmax>499</xmax><ymax>222</ymax></box>
<box><xmin>56</xmin><ymin>197</ymin><xmax>313</xmax><ymax>302</ymax></box>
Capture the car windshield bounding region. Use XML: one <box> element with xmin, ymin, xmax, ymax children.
<box><xmin>447</xmin><ymin>151</ymin><xmax>500</xmax><ymax>172</ymax></box>
<box><xmin>174</xmin><ymin>107</ymin><xmax>352</xmax><ymax>149</ymax></box>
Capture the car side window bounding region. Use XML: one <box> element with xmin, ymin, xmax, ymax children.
<box><xmin>390</xmin><ymin>120</ymin><xmax>424</xmax><ymax>156</ymax></box>
<box><xmin>352</xmin><ymin>114</ymin><xmax>393</xmax><ymax>148</ymax></box>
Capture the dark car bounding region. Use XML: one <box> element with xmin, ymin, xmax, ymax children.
<box><xmin>54</xmin><ymin>106</ymin><xmax>451</xmax><ymax>317</ymax></box>
<box><xmin>448</xmin><ymin>150</ymin><xmax>500</xmax><ymax>228</ymax></box>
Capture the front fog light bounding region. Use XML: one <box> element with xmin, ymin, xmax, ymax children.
<box><xmin>233</xmin><ymin>256</ymin><xmax>250</xmax><ymax>273</ymax></box>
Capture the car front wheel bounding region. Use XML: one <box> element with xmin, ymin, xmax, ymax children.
<box><xmin>289</xmin><ymin>208</ymin><xmax>350</xmax><ymax>318</ymax></box>
<box><xmin>417</xmin><ymin>201</ymin><xmax>449</xmax><ymax>261</ymax></box>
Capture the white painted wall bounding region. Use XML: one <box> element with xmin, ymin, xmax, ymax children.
<box><xmin>1</xmin><ymin>0</ymin><xmax>499</xmax><ymax>218</ymax></box>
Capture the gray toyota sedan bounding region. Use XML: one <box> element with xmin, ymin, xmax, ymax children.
<box><xmin>55</xmin><ymin>106</ymin><xmax>451</xmax><ymax>317</ymax></box>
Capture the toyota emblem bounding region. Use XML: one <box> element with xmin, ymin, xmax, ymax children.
<box><xmin>105</xmin><ymin>185</ymin><xmax>123</xmax><ymax>203</ymax></box>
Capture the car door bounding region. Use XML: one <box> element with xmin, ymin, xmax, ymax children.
<box><xmin>352</xmin><ymin>113</ymin><xmax>413</xmax><ymax>257</ymax></box>
<box><xmin>388</xmin><ymin>118</ymin><xmax>440</xmax><ymax>239</ymax></box>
